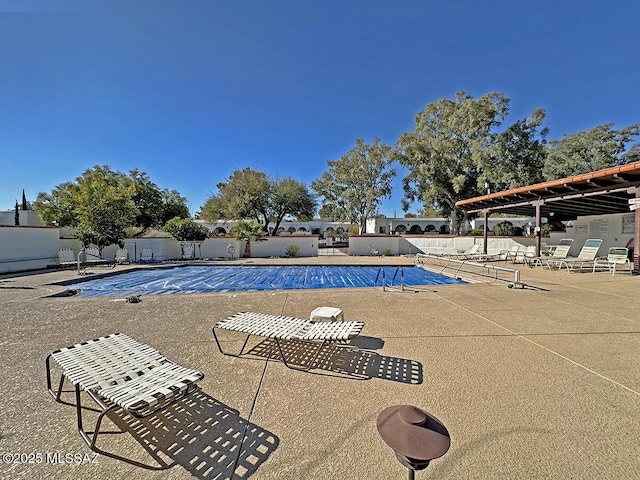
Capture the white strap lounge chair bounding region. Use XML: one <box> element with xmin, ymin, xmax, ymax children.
<box><xmin>556</xmin><ymin>239</ymin><xmax>603</xmax><ymax>272</ymax></box>
<box><xmin>443</xmin><ymin>244</ymin><xmax>480</xmax><ymax>259</ymax></box>
<box><xmin>529</xmin><ymin>239</ymin><xmax>574</xmax><ymax>268</ymax></box>
<box><xmin>140</xmin><ymin>248</ymin><xmax>154</xmax><ymax>263</ymax></box>
<box><xmin>213</xmin><ymin>312</ymin><xmax>365</xmax><ymax>371</ymax></box>
<box><xmin>83</xmin><ymin>247</ymin><xmax>101</xmax><ymax>264</ymax></box>
<box><xmin>115</xmin><ymin>248</ymin><xmax>129</xmax><ymax>264</ymax></box>
<box><xmin>57</xmin><ymin>248</ymin><xmax>77</xmax><ymax>266</ymax></box>
<box><xmin>46</xmin><ymin>333</ymin><xmax>204</xmax><ymax>468</ymax></box>
<box><xmin>511</xmin><ymin>245</ymin><xmax>535</xmax><ymax>264</ymax></box>
<box><xmin>182</xmin><ymin>245</ymin><xmax>195</xmax><ymax>260</ymax></box>
<box><xmin>594</xmin><ymin>247</ymin><xmax>633</xmax><ymax>276</ymax></box>
<box><xmin>497</xmin><ymin>245</ymin><xmax>520</xmax><ymax>263</ymax></box>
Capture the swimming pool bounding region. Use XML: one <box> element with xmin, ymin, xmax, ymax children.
<box><xmin>71</xmin><ymin>265</ymin><xmax>466</xmax><ymax>296</ymax></box>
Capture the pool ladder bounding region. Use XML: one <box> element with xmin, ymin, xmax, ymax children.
<box><xmin>374</xmin><ymin>267</ymin><xmax>418</xmax><ymax>293</ymax></box>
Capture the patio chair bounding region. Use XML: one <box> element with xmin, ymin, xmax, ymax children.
<box><xmin>83</xmin><ymin>247</ymin><xmax>102</xmax><ymax>264</ymax></box>
<box><xmin>115</xmin><ymin>248</ymin><xmax>129</xmax><ymax>264</ymax></box>
<box><xmin>212</xmin><ymin>311</ymin><xmax>365</xmax><ymax>371</ymax></box>
<box><xmin>497</xmin><ymin>245</ymin><xmax>520</xmax><ymax>263</ymax></box>
<box><xmin>513</xmin><ymin>245</ymin><xmax>536</xmax><ymax>264</ymax></box>
<box><xmin>57</xmin><ymin>248</ymin><xmax>77</xmax><ymax>266</ymax></box>
<box><xmin>444</xmin><ymin>244</ymin><xmax>480</xmax><ymax>258</ymax></box>
<box><xmin>182</xmin><ymin>245</ymin><xmax>195</xmax><ymax>260</ymax></box>
<box><xmin>594</xmin><ymin>247</ymin><xmax>633</xmax><ymax>276</ymax></box>
<box><xmin>528</xmin><ymin>239</ymin><xmax>574</xmax><ymax>268</ymax></box>
<box><xmin>140</xmin><ymin>248</ymin><xmax>154</xmax><ymax>263</ymax></box>
<box><xmin>556</xmin><ymin>239</ymin><xmax>603</xmax><ymax>272</ymax></box>
<box><xmin>46</xmin><ymin>333</ymin><xmax>204</xmax><ymax>469</ymax></box>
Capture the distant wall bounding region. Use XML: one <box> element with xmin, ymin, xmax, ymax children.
<box><xmin>0</xmin><ymin>226</ymin><xmax>60</xmax><ymax>273</ymax></box>
<box><xmin>567</xmin><ymin>213</ymin><xmax>635</xmax><ymax>256</ymax></box>
<box><xmin>1</xmin><ymin>215</ymin><xmax>633</xmax><ymax>273</ymax></box>
<box><xmin>349</xmin><ymin>235</ymin><xmax>535</xmax><ymax>256</ymax></box>
<box><xmin>114</xmin><ymin>236</ymin><xmax>319</xmax><ymax>261</ymax></box>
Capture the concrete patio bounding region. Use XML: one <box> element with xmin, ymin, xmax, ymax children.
<box><xmin>1</xmin><ymin>257</ymin><xmax>639</xmax><ymax>479</ymax></box>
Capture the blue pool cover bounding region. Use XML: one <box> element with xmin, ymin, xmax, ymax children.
<box><xmin>72</xmin><ymin>265</ymin><xmax>465</xmax><ymax>296</ymax></box>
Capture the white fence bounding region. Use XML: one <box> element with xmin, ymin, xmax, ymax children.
<box><xmin>348</xmin><ymin>235</ymin><xmax>537</xmax><ymax>256</ymax></box>
<box><xmin>0</xmin><ymin>225</ymin><xmax>600</xmax><ymax>275</ymax></box>
<box><xmin>0</xmin><ymin>227</ymin><xmax>322</xmax><ymax>273</ymax></box>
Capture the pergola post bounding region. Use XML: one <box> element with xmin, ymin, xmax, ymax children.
<box><xmin>534</xmin><ymin>201</ymin><xmax>542</xmax><ymax>257</ymax></box>
<box><xmin>635</xmin><ymin>189</ymin><xmax>640</xmax><ymax>273</ymax></box>
<box><xmin>483</xmin><ymin>209</ymin><xmax>489</xmax><ymax>254</ymax></box>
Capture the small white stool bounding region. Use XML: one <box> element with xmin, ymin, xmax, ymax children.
<box><xmin>310</xmin><ymin>306</ymin><xmax>344</xmax><ymax>322</ymax></box>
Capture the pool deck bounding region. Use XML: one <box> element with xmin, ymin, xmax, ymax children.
<box><xmin>1</xmin><ymin>256</ymin><xmax>639</xmax><ymax>479</ymax></box>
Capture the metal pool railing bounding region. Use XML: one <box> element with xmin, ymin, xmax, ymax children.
<box><xmin>415</xmin><ymin>253</ymin><xmax>523</xmax><ymax>288</ymax></box>
<box><xmin>374</xmin><ymin>266</ymin><xmax>420</xmax><ymax>293</ymax></box>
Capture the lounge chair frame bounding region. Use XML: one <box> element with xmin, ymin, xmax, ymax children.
<box><xmin>593</xmin><ymin>247</ymin><xmax>633</xmax><ymax>276</ymax></box>
<box><xmin>556</xmin><ymin>239</ymin><xmax>603</xmax><ymax>272</ymax></box>
<box><xmin>46</xmin><ymin>333</ymin><xmax>203</xmax><ymax>469</ymax></box>
<box><xmin>528</xmin><ymin>239</ymin><xmax>574</xmax><ymax>268</ymax></box>
<box><xmin>213</xmin><ymin>312</ymin><xmax>364</xmax><ymax>371</ymax></box>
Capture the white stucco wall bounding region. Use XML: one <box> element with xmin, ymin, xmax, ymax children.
<box><xmin>0</xmin><ymin>226</ymin><xmax>60</xmax><ymax>273</ymax></box>
<box><xmin>567</xmin><ymin>213</ymin><xmax>635</xmax><ymax>257</ymax></box>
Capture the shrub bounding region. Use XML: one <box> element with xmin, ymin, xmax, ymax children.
<box><xmin>381</xmin><ymin>248</ymin><xmax>392</xmax><ymax>256</ymax></box>
<box><xmin>285</xmin><ymin>245</ymin><xmax>300</xmax><ymax>258</ymax></box>
<box><xmin>467</xmin><ymin>228</ymin><xmax>484</xmax><ymax>236</ymax></box>
<box><xmin>493</xmin><ymin>221</ymin><xmax>516</xmax><ymax>236</ymax></box>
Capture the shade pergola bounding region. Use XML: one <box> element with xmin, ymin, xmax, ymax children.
<box><xmin>455</xmin><ymin>161</ymin><xmax>640</xmax><ymax>270</ymax></box>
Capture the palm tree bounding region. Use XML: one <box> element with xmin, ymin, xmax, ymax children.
<box><xmin>231</xmin><ymin>220</ymin><xmax>266</xmax><ymax>258</ymax></box>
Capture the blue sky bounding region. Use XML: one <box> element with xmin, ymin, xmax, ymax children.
<box><xmin>1</xmin><ymin>0</ymin><xmax>638</xmax><ymax>216</ymax></box>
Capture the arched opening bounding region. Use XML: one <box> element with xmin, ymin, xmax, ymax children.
<box><xmin>395</xmin><ymin>225</ymin><xmax>407</xmax><ymax>234</ymax></box>
<box><xmin>424</xmin><ymin>224</ymin><xmax>436</xmax><ymax>233</ymax></box>
<box><xmin>214</xmin><ymin>227</ymin><xmax>227</xmax><ymax>235</ymax></box>
<box><xmin>409</xmin><ymin>224</ymin><xmax>422</xmax><ymax>234</ymax></box>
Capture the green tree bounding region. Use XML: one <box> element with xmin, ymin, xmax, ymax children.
<box><xmin>271</xmin><ymin>177</ymin><xmax>316</xmax><ymax>234</ymax></box>
<box><xmin>230</xmin><ymin>220</ymin><xmax>266</xmax><ymax>258</ymax></box>
<box><xmin>312</xmin><ymin>137</ymin><xmax>395</xmax><ymax>234</ymax></box>
<box><xmin>14</xmin><ymin>201</ymin><xmax>19</xmax><ymax>225</ymax></box>
<box><xmin>125</xmin><ymin>169</ymin><xmax>190</xmax><ymax>236</ymax></box>
<box><xmin>483</xmin><ymin>108</ymin><xmax>548</xmax><ymax>191</ymax></box>
<box><xmin>71</xmin><ymin>166</ymin><xmax>137</xmax><ymax>251</ymax></box>
<box><xmin>34</xmin><ymin>165</ymin><xmax>190</xmax><ymax>249</ymax></box>
<box><xmin>160</xmin><ymin>189</ymin><xmax>190</xmax><ymax>223</ymax></box>
<box><xmin>34</xmin><ymin>166</ymin><xmax>137</xmax><ymax>251</ymax></box>
<box><xmin>199</xmin><ymin>168</ymin><xmax>316</xmax><ymax>236</ymax></box>
<box><xmin>622</xmin><ymin>143</ymin><xmax>640</xmax><ymax>164</ymax></box>
<box><xmin>395</xmin><ymin>91</ymin><xmax>509</xmax><ymax>233</ymax></box>
<box><xmin>543</xmin><ymin>123</ymin><xmax>640</xmax><ymax>179</ymax></box>
<box><xmin>163</xmin><ymin>217</ymin><xmax>209</xmax><ymax>241</ymax></box>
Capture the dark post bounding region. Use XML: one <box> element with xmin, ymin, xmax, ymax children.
<box><xmin>483</xmin><ymin>209</ymin><xmax>489</xmax><ymax>254</ymax></box>
<box><xmin>635</xmin><ymin>189</ymin><xmax>640</xmax><ymax>272</ymax></box>
<box><xmin>535</xmin><ymin>201</ymin><xmax>542</xmax><ymax>257</ymax></box>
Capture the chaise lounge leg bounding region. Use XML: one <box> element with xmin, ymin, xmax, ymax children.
<box><xmin>212</xmin><ymin>328</ymin><xmax>251</xmax><ymax>358</ymax></box>
<box><xmin>274</xmin><ymin>339</ymin><xmax>329</xmax><ymax>372</ymax></box>
<box><xmin>74</xmin><ymin>384</ymin><xmax>172</xmax><ymax>470</ymax></box>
